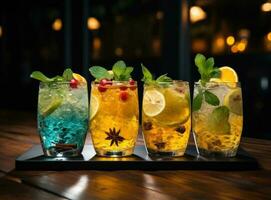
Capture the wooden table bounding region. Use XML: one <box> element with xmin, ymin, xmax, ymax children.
<box><xmin>0</xmin><ymin>110</ymin><xmax>271</xmax><ymax>200</ymax></box>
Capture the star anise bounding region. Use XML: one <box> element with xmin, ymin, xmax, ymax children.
<box><xmin>105</xmin><ymin>128</ymin><xmax>125</xmax><ymax>146</ymax></box>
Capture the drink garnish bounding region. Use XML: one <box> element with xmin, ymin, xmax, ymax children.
<box><xmin>40</xmin><ymin>97</ymin><xmax>62</xmax><ymax>117</ymax></box>
<box><xmin>31</xmin><ymin>68</ymin><xmax>87</xmax><ymax>117</ymax></box>
<box><xmin>31</xmin><ymin>68</ymin><xmax>73</xmax><ymax>82</ymax></box>
<box><xmin>194</xmin><ymin>54</ymin><xmax>221</xmax><ymax>86</ymax></box>
<box><xmin>193</xmin><ymin>54</ymin><xmax>221</xmax><ymax>111</ymax></box>
<box><xmin>141</xmin><ymin>64</ymin><xmax>172</xmax><ymax>84</ymax></box>
<box><xmin>90</xmin><ymin>95</ymin><xmax>99</xmax><ymax>120</ymax></box>
<box><xmin>89</xmin><ymin>60</ymin><xmax>134</xmax><ymax>81</ymax></box>
<box><xmin>143</xmin><ymin>89</ymin><xmax>166</xmax><ymax>117</ymax></box>
<box><xmin>208</xmin><ymin>106</ymin><xmax>231</xmax><ymax>134</ymax></box>
<box><xmin>105</xmin><ymin>127</ymin><xmax>125</xmax><ymax>146</ymax></box>
<box><xmin>30</xmin><ymin>68</ymin><xmax>86</xmax><ymax>88</ymax></box>
<box><xmin>223</xmin><ymin>88</ymin><xmax>242</xmax><ymax>115</ymax></box>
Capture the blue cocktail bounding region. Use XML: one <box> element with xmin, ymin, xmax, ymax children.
<box><xmin>32</xmin><ymin>70</ymin><xmax>89</xmax><ymax>157</ymax></box>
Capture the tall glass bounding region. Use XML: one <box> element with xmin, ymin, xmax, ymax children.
<box><xmin>90</xmin><ymin>81</ymin><xmax>139</xmax><ymax>157</ymax></box>
<box><xmin>38</xmin><ymin>82</ymin><xmax>89</xmax><ymax>157</ymax></box>
<box><xmin>192</xmin><ymin>82</ymin><xmax>243</xmax><ymax>157</ymax></box>
<box><xmin>142</xmin><ymin>81</ymin><xmax>191</xmax><ymax>156</ymax></box>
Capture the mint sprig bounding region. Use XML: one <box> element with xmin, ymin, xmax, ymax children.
<box><xmin>194</xmin><ymin>53</ymin><xmax>220</xmax><ymax>86</ymax></box>
<box><xmin>89</xmin><ymin>66</ymin><xmax>113</xmax><ymax>80</ymax></box>
<box><xmin>193</xmin><ymin>89</ymin><xmax>220</xmax><ymax>112</ymax></box>
<box><xmin>89</xmin><ymin>60</ymin><xmax>133</xmax><ymax>81</ymax></box>
<box><xmin>141</xmin><ymin>64</ymin><xmax>172</xmax><ymax>84</ymax></box>
<box><xmin>193</xmin><ymin>53</ymin><xmax>222</xmax><ymax>111</ymax></box>
<box><xmin>30</xmin><ymin>68</ymin><xmax>74</xmax><ymax>82</ymax></box>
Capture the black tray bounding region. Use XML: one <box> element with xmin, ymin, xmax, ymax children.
<box><xmin>15</xmin><ymin>144</ymin><xmax>259</xmax><ymax>170</ymax></box>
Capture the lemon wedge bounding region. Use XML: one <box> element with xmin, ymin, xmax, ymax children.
<box><xmin>143</xmin><ymin>90</ymin><xmax>165</xmax><ymax>117</ymax></box>
<box><xmin>156</xmin><ymin>88</ymin><xmax>190</xmax><ymax>125</ymax></box>
<box><xmin>73</xmin><ymin>73</ymin><xmax>87</xmax><ymax>84</ymax></box>
<box><xmin>224</xmin><ymin>88</ymin><xmax>242</xmax><ymax>115</ymax></box>
<box><xmin>40</xmin><ymin>98</ymin><xmax>62</xmax><ymax>117</ymax></box>
<box><xmin>90</xmin><ymin>95</ymin><xmax>99</xmax><ymax>120</ymax></box>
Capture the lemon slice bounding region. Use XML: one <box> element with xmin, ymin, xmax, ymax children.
<box><xmin>73</xmin><ymin>73</ymin><xmax>87</xmax><ymax>84</ymax></box>
<box><xmin>90</xmin><ymin>95</ymin><xmax>99</xmax><ymax>120</ymax></box>
<box><xmin>223</xmin><ymin>88</ymin><xmax>242</xmax><ymax>115</ymax></box>
<box><xmin>143</xmin><ymin>90</ymin><xmax>165</xmax><ymax>117</ymax></box>
<box><xmin>40</xmin><ymin>98</ymin><xmax>62</xmax><ymax>117</ymax></box>
<box><xmin>156</xmin><ymin>88</ymin><xmax>190</xmax><ymax>125</ymax></box>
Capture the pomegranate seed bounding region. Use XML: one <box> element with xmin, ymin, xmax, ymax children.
<box><xmin>129</xmin><ymin>79</ymin><xmax>135</xmax><ymax>85</ymax></box>
<box><xmin>106</xmin><ymin>80</ymin><xmax>113</xmax><ymax>85</ymax></box>
<box><xmin>120</xmin><ymin>85</ymin><xmax>128</xmax><ymax>91</ymax></box>
<box><xmin>70</xmin><ymin>79</ymin><xmax>78</xmax><ymax>88</ymax></box>
<box><xmin>119</xmin><ymin>91</ymin><xmax>129</xmax><ymax>101</ymax></box>
<box><xmin>99</xmin><ymin>79</ymin><xmax>108</xmax><ymax>86</ymax></box>
<box><xmin>98</xmin><ymin>85</ymin><xmax>107</xmax><ymax>92</ymax></box>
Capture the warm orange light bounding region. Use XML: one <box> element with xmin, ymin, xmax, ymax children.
<box><xmin>52</xmin><ymin>18</ymin><xmax>62</xmax><ymax>31</ymax></box>
<box><xmin>152</xmin><ymin>38</ymin><xmax>161</xmax><ymax>55</ymax></box>
<box><xmin>93</xmin><ymin>37</ymin><xmax>101</xmax><ymax>50</ymax></box>
<box><xmin>192</xmin><ymin>39</ymin><xmax>207</xmax><ymax>52</ymax></box>
<box><xmin>87</xmin><ymin>17</ymin><xmax>100</xmax><ymax>30</ymax></box>
<box><xmin>216</xmin><ymin>37</ymin><xmax>225</xmax><ymax>48</ymax></box>
<box><xmin>261</xmin><ymin>2</ymin><xmax>271</xmax><ymax>12</ymax></box>
<box><xmin>237</xmin><ymin>42</ymin><xmax>246</xmax><ymax>52</ymax></box>
<box><xmin>115</xmin><ymin>47</ymin><xmax>123</xmax><ymax>56</ymax></box>
<box><xmin>231</xmin><ymin>45</ymin><xmax>238</xmax><ymax>53</ymax></box>
<box><xmin>267</xmin><ymin>32</ymin><xmax>271</xmax><ymax>41</ymax></box>
<box><xmin>0</xmin><ymin>26</ymin><xmax>2</xmax><ymax>37</ymax></box>
<box><xmin>190</xmin><ymin>6</ymin><xmax>206</xmax><ymax>23</ymax></box>
<box><xmin>226</xmin><ymin>36</ymin><xmax>235</xmax><ymax>46</ymax></box>
<box><xmin>156</xmin><ymin>11</ymin><xmax>164</xmax><ymax>20</ymax></box>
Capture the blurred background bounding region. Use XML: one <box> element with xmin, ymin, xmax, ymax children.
<box><xmin>0</xmin><ymin>0</ymin><xmax>271</xmax><ymax>139</ymax></box>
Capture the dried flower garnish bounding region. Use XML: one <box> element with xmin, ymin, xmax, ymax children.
<box><xmin>105</xmin><ymin>128</ymin><xmax>125</xmax><ymax>146</ymax></box>
<box><xmin>154</xmin><ymin>142</ymin><xmax>166</xmax><ymax>149</ymax></box>
<box><xmin>143</xmin><ymin>121</ymin><xmax>153</xmax><ymax>130</ymax></box>
<box><xmin>175</xmin><ymin>125</ymin><xmax>186</xmax><ymax>134</ymax></box>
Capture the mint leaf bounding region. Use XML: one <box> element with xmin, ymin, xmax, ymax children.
<box><xmin>208</xmin><ymin>106</ymin><xmax>230</xmax><ymax>134</ymax></box>
<box><xmin>141</xmin><ymin>64</ymin><xmax>153</xmax><ymax>83</ymax></box>
<box><xmin>89</xmin><ymin>66</ymin><xmax>113</xmax><ymax>80</ymax></box>
<box><xmin>205</xmin><ymin>57</ymin><xmax>214</xmax><ymax>72</ymax></box>
<box><xmin>211</xmin><ymin>106</ymin><xmax>229</xmax><ymax>121</ymax></box>
<box><xmin>119</xmin><ymin>67</ymin><xmax>133</xmax><ymax>81</ymax></box>
<box><xmin>112</xmin><ymin>60</ymin><xmax>126</xmax><ymax>79</ymax></box>
<box><xmin>62</xmin><ymin>68</ymin><xmax>73</xmax><ymax>81</ymax></box>
<box><xmin>204</xmin><ymin>91</ymin><xmax>220</xmax><ymax>106</ymax></box>
<box><xmin>52</xmin><ymin>75</ymin><xmax>64</xmax><ymax>82</ymax></box>
<box><xmin>194</xmin><ymin>53</ymin><xmax>220</xmax><ymax>86</ymax></box>
<box><xmin>193</xmin><ymin>92</ymin><xmax>203</xmax><ymax>111</ymax></box>
<box><xmin>195</xmin><ymin>54</ymin><xmax>206</xmax><ymax>75</ymax></box>
<box><xmin>210</xmin><ymin>68</ymin><xmax>221</xmax><ymax>78</ymax></box>
<box><xmin>156</xmin><ymin>74</ymin><xmax>173</xmax><ymax>82</ymax></box>
<box><xmin>30</xmin><ymin>71</ymin><xmax>54</xmax><ymax>82</ymax></box>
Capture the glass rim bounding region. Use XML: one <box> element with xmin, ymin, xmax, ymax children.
<box><xmin>39</xmin><ymin>81</ymin><xmax>87</xmax><ymax>86</ymax></box>
<box><xmin>194</xmin><ymin>81</ymin><xmax>241</xmax><ymax>85</ymax></box>
<box><xmin>91</xmin><ymin>80</ymin><xmax>137</xmax><ymax>84</ymax></box>
<box><xmin>144</xmin><ymin>80</ymin><xmax>189</xmax><ymax>85</ymax></box>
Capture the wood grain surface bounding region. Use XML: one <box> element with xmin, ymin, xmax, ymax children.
<box><xmin>0</xmin><ymin>110</ymin><xmax>271</xmax><ymax>200</ymax></box>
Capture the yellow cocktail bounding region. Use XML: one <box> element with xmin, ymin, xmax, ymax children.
<box><xmin>142</xmin><ymin>81</ymin><xmax>191</xmax><ymax>156</ymax></box>
<box><xmin>90</xmin><ymin>81</ymin><xmax>139</xmax><ymax>157</ymax></box>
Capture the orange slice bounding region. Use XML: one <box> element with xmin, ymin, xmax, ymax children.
<box><xmin>210</xmin><ymin>66</ymin><xmax>238</xmax><ymax>88</ymax></box>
